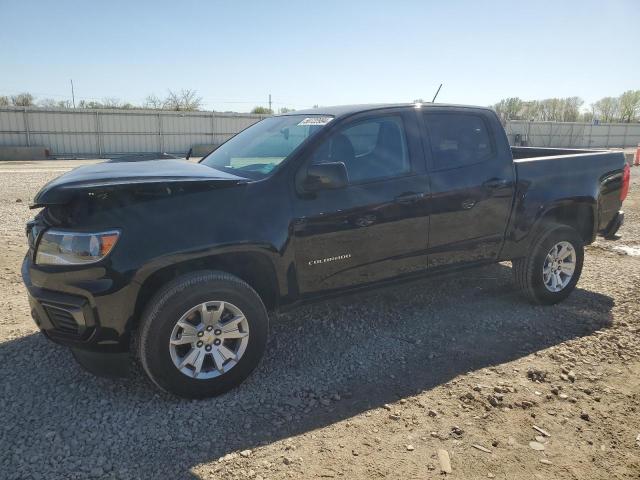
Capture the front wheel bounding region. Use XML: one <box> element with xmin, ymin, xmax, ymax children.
<box><xmin>137</xmin><ymin>271</ymin><xmax>268</xmax><ymax>398</ymax></box>
<box><xmin>513</xmin><ymin>223</ymin><xmax>584</xmax><ymax>305</ymax></box>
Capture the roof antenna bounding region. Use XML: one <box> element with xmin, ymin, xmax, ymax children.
<box><xmin>431</xmin><ymin>83</ymin><xmax>443</xmax><ymax>103</ymax></box>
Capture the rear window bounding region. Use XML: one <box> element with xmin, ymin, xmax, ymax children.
<box><xmin>423</xmin><ymin>113</ymin><xmax>494</xmax><ymax>170</ymax></box>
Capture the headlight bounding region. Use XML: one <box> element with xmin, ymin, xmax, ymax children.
<box><xmin>35</xmin><ymin>229</ymin><xmax>120</xmax><ymax>266</ymax></box>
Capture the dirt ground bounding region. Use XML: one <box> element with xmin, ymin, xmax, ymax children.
<box><xmin>0</xmin><ymin>160</ymin><xmax>638</xmax><ymax>480</ymax></box>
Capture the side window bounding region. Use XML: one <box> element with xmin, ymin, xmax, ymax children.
<box><xmin>311</xmin><ymin>115</ymin><xmax>410</xmax><ymax>183</ymax></box>
<box><xmin>423</xmin><ymin>113</ymin><xmax>494</xmax><ymax>170</ymax></box>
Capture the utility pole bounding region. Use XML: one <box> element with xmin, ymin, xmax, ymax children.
<box><xmin>70</xmin><ymin>79</ymin><xmax>76</xmax><ymax>108</ymax></box>
<box><xmin>268</xmin><ymin>93</ymin><xmax>272</xmax><ymax>113</ymax></box>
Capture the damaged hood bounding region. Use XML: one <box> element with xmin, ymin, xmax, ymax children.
<box><xmin>32</xmin><ymin>159</ymin><xmax>248</xmax><ymax>207</ymax></box>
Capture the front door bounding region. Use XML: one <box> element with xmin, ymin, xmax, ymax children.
<box><xmin>292</xmin><ymin>109</ymin><xmax>430</xmax><ymax>295</ymax></box>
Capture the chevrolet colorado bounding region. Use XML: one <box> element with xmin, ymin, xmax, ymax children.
<box><xmin>22</xmin><ymin>104</ymin><xmax>630</xmax><ymax>398</ymax></box>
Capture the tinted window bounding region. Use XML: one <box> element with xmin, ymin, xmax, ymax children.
<box><xmin>423</xmin><ymin>113</ymin><xmax>493</xmax><ymax>170</ymax></box>
<box><xmin>311</xmin><ymin>116</ymin><xmax>410</xmax><ymax>183</ymax></box>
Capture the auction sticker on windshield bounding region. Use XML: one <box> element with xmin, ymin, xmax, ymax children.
<box><xmin>297</xmin><ymin>116</ymin><xmax>333</xmax><ymax>126</ymax></box>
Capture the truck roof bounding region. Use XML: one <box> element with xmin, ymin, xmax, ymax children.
<box><xmin>279</xmin><ymin>103</ymin><xmax>494</xmax><ymax>119</ymax></box>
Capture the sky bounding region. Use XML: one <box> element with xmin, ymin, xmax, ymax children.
<box><xmin>1</xmin><ymin>0</ymin><xmax>638</xmax><ymax>112</ymax></box>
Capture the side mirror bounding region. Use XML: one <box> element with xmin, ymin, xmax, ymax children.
<box><xmin>303</xmin><ymin>162</ymin><xmax>348</xmax><ymax>191</ymax></box>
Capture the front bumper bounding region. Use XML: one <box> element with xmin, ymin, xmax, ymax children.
<box><xmin>22</xmin><ymin>254</ymin><xmax>139</xmax><ymax>353</ymax></box>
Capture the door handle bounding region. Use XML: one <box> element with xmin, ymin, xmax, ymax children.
<box><xmin>482</xmin><ymin>178</ymin><xmax>509</xmax><ymax>190</ymax></box>
<box><xmin>394</xmin><ymin>192</ymin><xmax>424</xmax><ymax>205</ymax></box>
<box><xmin>461</xmin><ymin>199</ymin><xmax>476</xmax><ymax>210</ymax></box>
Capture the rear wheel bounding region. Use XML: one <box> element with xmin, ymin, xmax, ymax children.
<box><xmin>137</xmin><ymin>271</ymin><xmax>268</xmax><ymax>398</ymax></box>
<box><xmin>513</xmin><ymin>223</ymin><xmax>584</xmax><ymax>305</ymax></box>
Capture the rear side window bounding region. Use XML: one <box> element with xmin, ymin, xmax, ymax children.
<box><xmin>423</xmin><ymin>113</ymin><xmax>494</xmax><ymax>170</ymax></box>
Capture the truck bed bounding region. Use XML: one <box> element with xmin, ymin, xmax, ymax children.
<box><xmin>512</xmin><ymin>147</ymin><xmax>626</xmax><ymax>236</ymax></box>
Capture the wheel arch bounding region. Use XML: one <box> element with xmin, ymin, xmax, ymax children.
<box><xmin>534</xmin><ymin>199</ymin><xmax>596</xmax><ymax>245</ymax></box>
<box><xmin>131</xmin><ymin>251</ymin><xmax>280</xmax><ymax>333</ymax></box>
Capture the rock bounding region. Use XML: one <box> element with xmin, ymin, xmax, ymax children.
<box><xmin>450</xmin><ymin>425</ymin><xmax>463</xmax><ymax>437</ymax></box>
<box><xmin>580</xmin><ymin>411</ymin><xmax>590</xmax><ymax>421</ymax></box>
<box><xmin>437</xmin><ymin>449</ymin><xmax>452</xmax><ymax>474</ymax></box>
<box><xmin>533</xmin><ymin>425</ymin><xmax>551</xmax><ymax>437</ymax></box>
<box><xmin>527</xmin><ymin>368</ymin><xmax>547</xmax><ymax>382</ymax></box>
<box><xmin>535</xmin><ymin>436</ymin><xmax>547</xmax><ymax>443</ymax></box>
<box><xmin>389</xmin><ymin>414</ymin><xmax>401</xmax><ymax>421</ymax></box>
<box><xmin>283</xmin><ymin>456</ymin><xmax>294</xmax><ymax>465</ymax></box>
<box><xmin>529</xmin><ymin>441</ymin><xmax>545</xmax><ymax>451</ymax></box>
<box><xmin>405</xmin><ymin>444</ymin><xmax>415</xmax><ymax>451</ymax></box>
<box><xmin>472</xmin><ymin>444</ymin><xmax>491</xmax><ymax>453</ymax></box>
<box><xmin>427</xmin><ymin>409</ymin><xmax>438</xmax><ymax>417</ymax></box>
<box><xmin>15</xmin><ymin>199</ymin><xmax>22</xmax><ymax>203</ymax></box>
<box><xmin>539</xmin><ymin>459</ymin><xmax>553</xmax><ymax>465</ymax></box>
<box><xmin>567</xmin><ymin>371</ymin><xmax>576</xmax><ymax>382</ymax></box>
<box><xmin>240</xmin><ymin>449</ymin><xmax>252</xmax><ymax>458</ymax></box>
<box><xmin>487</xmin><ymin>395</ymin><xmax>499</xmax><ymax>407</ymax></box>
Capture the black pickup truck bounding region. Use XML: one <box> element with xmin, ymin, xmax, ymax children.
<box><xmin>23</xmin><ymin>103</ymin><xmax>630</xmax><ymax>398</ymax></box>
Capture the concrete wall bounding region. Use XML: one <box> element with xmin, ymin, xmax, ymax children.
<box><xmin>505</xmin><ymin>121</ymin><xmax>640</xmax><ymax>148</ymax></box>
<box><xmin>0</xmin><ymin>107</ymin><xmax>267</xmax><ymax>158</ymax></box>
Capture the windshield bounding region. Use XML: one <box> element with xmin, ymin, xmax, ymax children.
<box><xmin>200</xmin><ymin>114</ymin><xmax>333</xmax><ymax>179</ymax></box>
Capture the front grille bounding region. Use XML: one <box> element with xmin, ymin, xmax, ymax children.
<box><xmin>43</xmin><ymin>304</ymin><xmax>80</xmax><ymax>336</ymax></box>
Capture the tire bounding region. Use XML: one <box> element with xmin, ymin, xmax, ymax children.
<box><xmin>513</xmin><ymin>223</ymin><xmax>584</xmax><ymax>305</ymax></box>
<box><xmin>137</xmin><ymin>270</ymin><xmax>268</xmax><ymax>398</ymax></box>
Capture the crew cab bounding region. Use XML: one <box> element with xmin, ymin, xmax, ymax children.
<box><xmin>22</xmin><ymin>103</ymin><xmax>630</xmax><ymax>398</ymax></box>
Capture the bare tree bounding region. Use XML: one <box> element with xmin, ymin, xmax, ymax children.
<box><xmin>144</xmin><ymin>94</ymin><xmax>164</xmax><ymax>109</ymax></box>
<box><xmin>11</xmin><ymin>93</ymin><xmax>35</xmax><ymax>107</ymax></box>
<box><xmin>618</xmin><ymin>90</ymin><xmax>640</xmax><ymax>123</ymax></box>
<box><xmin>560</xmin><ymin>96</ymin><xmax>583</xmax><ymax>122</ymax></box>
<box><xmin>39</xmin><ymin>98</ymin><xmax>72</xmax><ymax>108</ymax></box>
<box><xmin>101</xmin><ymin>97</ymin><xmax>124</xmax><ymax>108</ymax></box>
<box><xmin>494</xmin><ymin>96</ymin><xmax>584</xmax><ymax>122</ymax></box>
<box><xmin>0</xmin><ymin>96</ymin><xmax>10</xmax><ymax>107</ymax></box>
<box><xmin>179</xmin><ymin>89</ymin><xmax>202</xmax><ymax>111</ymax></box>
<box><xmin>492</xmin><ymin>97</ymin><xmax>523</xmax><ymax>123</ymax></box>
<box><xmin>251</xmin><ymin>106</ymin><xmax>273</xmax><ymax>114</ymax></box>
<box><xmin>164</xmin><ymin>89</ymin><xmax>202</xmax><ymax>111</ymax></box>
<box><xmin>592</xmin><ymin>97</ymin><xmax>620</xmax><ymax>123</ymax></box>
<box><xmin>580</xmin><ymin>110</ymin><xmax>595</xmax><ymax>123</ymax></box>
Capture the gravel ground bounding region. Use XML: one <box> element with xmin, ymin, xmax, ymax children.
<box><xmin>0</xmin><ymin>161</ymin><xmax>639</xmax><ymax>480</ymax></box>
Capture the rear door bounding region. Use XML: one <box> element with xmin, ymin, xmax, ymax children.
<box><xmin>419</xmin><ymin>108</ymin><xmax>515</xmax><ymax>267</ymax></box>
<box><xmin>292</xmin><ymin>108</ymin><xmax>430</xmax><ymax>295</ymax></box>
